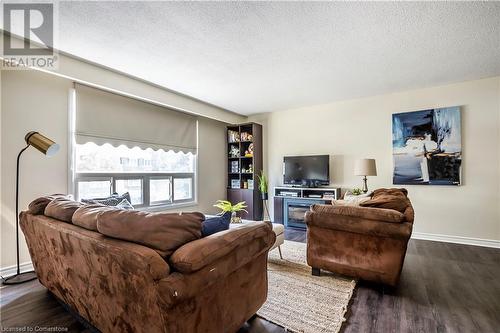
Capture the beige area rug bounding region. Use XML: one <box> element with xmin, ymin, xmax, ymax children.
<box><xmin>257</xmin><ymin>240</ymin><xmax>356</xmax><ymax>333</ymax></box>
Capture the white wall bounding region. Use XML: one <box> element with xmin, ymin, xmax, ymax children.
<box><xmin>1</xmin><ymin>69</ymin><xmax>228</xmax><ymax>269</ymax></box>
<box><xmin>3</xmin><ymin>32</ymin><xmax>245</xmax><ymax>124</ymax></box>
<box><xmin>250</xmin><ymin>77</ymin><xmax>500</xmax><ymax>243</ymax></box>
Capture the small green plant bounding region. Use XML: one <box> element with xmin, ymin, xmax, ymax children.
<box><xmin>352</xmin><ymin>188</ymin><xmax>363</xmax><ymax>196</ymax></box>
<box><xmin>213</xmin><ymin>200</ymin><xmax>248</xmax><ymax>213</ymax></box>
<box><xmin>257</xmin><ymin>171</ymin><xmax>268</xmax><ymax>194</ymax></box>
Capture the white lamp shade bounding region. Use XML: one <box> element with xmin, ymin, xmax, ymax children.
<box><xmin>354</xmin><ymin>159</ymin><xmax>377</xmax><ymax>176</ymax></box>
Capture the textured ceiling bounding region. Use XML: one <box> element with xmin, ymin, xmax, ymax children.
<box><xmin>35</xmin><ymin>2</ymin><xmax>500</xmax><ymax>114</ymax></box>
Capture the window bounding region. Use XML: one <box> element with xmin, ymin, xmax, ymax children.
<box><xmin>75</xmin><ymin>142</ymin><xmax>196</xmax><ymax>208</ymax></box>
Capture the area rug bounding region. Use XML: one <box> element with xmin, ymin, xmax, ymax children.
<box><xmin>257</xmin><ymin>240</ymin><xmax>356</xmax><ymax>333</ymax></box>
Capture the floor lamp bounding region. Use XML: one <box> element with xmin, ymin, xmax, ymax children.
<box><xmin>2</xmin><ymin>132</ymin><xmax>59</xmax><ymax>285</ymax></box>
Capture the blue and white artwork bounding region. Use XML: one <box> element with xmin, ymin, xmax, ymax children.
<box><xmin>392</xmin><ymin>107</ymin><xmax>461</xmax><ymax>185</ymax></box>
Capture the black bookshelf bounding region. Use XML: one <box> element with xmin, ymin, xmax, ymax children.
<box><xmin>226</xmin><ymin>123</ymin><xmax>263</xmax><ymax>221</ymax></box>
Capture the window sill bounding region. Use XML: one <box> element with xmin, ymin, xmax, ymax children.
<box><xmin>142</xmin><ymin>201</ymin><xmax>198</xmax><ymax>212</ymax></box>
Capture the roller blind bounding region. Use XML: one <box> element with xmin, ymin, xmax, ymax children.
<box><xmin>75</xmin><ymin>84</ymin><xmax>197</xmax><ymax>153</ymax></box>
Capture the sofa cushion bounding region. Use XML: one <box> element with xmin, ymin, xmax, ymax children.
<box><xmin>97</xmin><ymin>210</ymin><xmax>204</xmax><ymax>257</ymax></box>
<box><xmin>72</xmin><ymin>204</ymin><xmax>115</xmax><ymax>231</ymax></box>
<box><xmin>28</xmin><ymin>194</ymin><xmax>69</xmax><ymax>215</ymax></box>
<box><xmin>360</xmin><ymin>188</ymin><xmax>410</xmax><ymax>213</ymax></box>
<box><xmin>44</xmin><ymin>198</ymin><xmax>84</xmax><ymax>222</ymax></box>
<box><xmin>202</xmin><ymin>211</ymin><xmax>232</xmax><ymax>237</ymax></box>
<box><xmin>311</xmin><ymin>204</ymin><xmax>405</xmax><ymax>223</ymax></box>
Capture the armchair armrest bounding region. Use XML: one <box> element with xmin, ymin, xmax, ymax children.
<box><xmin>306</xmin><ymin>205</ymin><xmax>412</xmax><ymax>239</ymax></box>
<box><xmin>170</xmin><ymin>221</ymin><xmax>275</xmax><ymax>273</ymax></box>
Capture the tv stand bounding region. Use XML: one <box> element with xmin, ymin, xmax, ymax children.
<box><xmin>273</xmin><ymin>186</ymin><xmax>341</xmax><ymax>229</ymax></box>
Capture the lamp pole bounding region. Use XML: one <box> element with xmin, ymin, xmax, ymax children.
<box><xmin>2</xmin><ymin>144</ymin><xmax>38</xmax><ymax>285</ymax></box>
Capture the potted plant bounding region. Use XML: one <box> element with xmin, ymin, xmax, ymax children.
<box><xmin>257</xmin><ymin>171</ymin><xmax>268</xmax><ymax>200</ymax></box>
<box><xmin>213</xmin><ymin>200</ymin><xmax>248</xmax><ymax>223</ymax></box>
<box><xmin>351</xmin><ymin>188</ymin><xmax>363</xmax><ymax>196</ymax></box>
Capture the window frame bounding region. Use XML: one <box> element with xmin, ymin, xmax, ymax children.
<box><xmin>68</xmin><ymin>87</ymin><xmax>199</xmax><ymax>211</ymax></box>
<box><xmin>75</xmin><ymin>172</ymin><xmax>196</xmax><ymax>210</ymax></box>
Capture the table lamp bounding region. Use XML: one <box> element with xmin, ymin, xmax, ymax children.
<box><xmin>354</xmin><ymin>158</ymin><xmax>377</xmax><ymax>193</ymax></box>
<box><xmin>2</xmin><ymin>132</ymin><xmax>60</xmax><ymax>285</ymax></box>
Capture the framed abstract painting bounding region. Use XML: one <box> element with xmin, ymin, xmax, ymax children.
<box><xmin>392</xmin><ymin>107</ymin><xmax>462</xmax><ymax>185</ymax></box>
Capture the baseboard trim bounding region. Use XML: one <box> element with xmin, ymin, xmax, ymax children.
<box><xmin>412</xmin><ymin>232</ymin><xmax>500</xmax><ymax>249</ymax></box>
<box><xmin>0</xmin><ymin>262</ymin><xmax>34</xmax><ymax>278</ymax></box>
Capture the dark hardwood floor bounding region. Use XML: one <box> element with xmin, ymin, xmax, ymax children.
<box><xmin>2</xmin><ymin>228</ymin><xmax>500</xmax><ymax>333</ymax></box>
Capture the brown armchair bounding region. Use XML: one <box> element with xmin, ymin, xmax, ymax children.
<box><xmin>305</xmin><ymin>194</ymin><xmax>414</xmax><ymax>286</ymax></box>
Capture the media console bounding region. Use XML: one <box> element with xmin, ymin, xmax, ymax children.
<box><xmin>273</xmin><ymin>186</ymin><xmax>341</xmax><ymax>229</ymax></box>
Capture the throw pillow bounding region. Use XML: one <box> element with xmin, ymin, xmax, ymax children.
<box><xmin>202</xmin><ymin>211</ymin><xmax>232</xmax><ymax>237</ymax></box>
<box><xmin>116</xmin><ymin>198</ymin><xmax>134</xmax><ymax>210</ymax></box>
<box><xmin>343</xmin><ymin>191</ymin><xmax>371</xmax><ymax>201</ymax></box>
<box><xmin>82</xmin><ymin>192</ymin><xmax>132</xmax><ymax>206</ymax></box>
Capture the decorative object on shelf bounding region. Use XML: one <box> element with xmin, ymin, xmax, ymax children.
<box><xmin>354</xmin><ymin>159</ymin><xmax>377</xmax><ymax>193</ymax></box>
<box><xmin>243</xmin><ymin>181</ymin><xmax>248</xmax><ymax>189</ymax></box>
<box><xmin>231</xmin><ymin>179</ymin><xmax>240</xmax><ymax>189</ymax></box>
<box><xmin>257</xmin><ymin>171</ymin><xmax>271</xmax><ymax>222</ymax></box>
<box><xmin>2</xmin><ymin>131</ymin><xmax>60</xmax><ymax>285</ymax></box>
<box><xmin>213</xmin><ymin>200</ymin><xmax>248</xmax><ymax>224</ymax></box>
<box><xmin>230</xmin><ymin>161</ymin><xmax>239</xmax><ymax>173</ymax></box>
<box><xmin>248</xmin><ymin>179</ymin><xmax>254</xmax><ymax>190</ymax></box>
<box><xmin>392</xmin><ymin>106</ymin><xmax>461</xmax><ymax>185</ymax></box>
<box><xmin>244</xmin><ymin>143</ymin><xmax>254</xmax><ymax>157</ymax></box>
<box><xmin>241</xmin><ymin>164</ymin><xmax>254</xmax><ymax>174</ymax></box>
<box><xmin>228</xmin><ymin>130</ymin><xmax>240</xmax><ymax>143</ymax></box>
<box><xmin>240</xmin><ymin>131</ymin><xmax>253</xmax><ymax>142</ymax></box>
<box><xmin>229</xmin><ymin>145</ymin><xmax>240</xmax><ymax>158</ymax></box>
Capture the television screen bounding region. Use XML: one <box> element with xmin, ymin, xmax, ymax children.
<box><xmin>283</xmin><ymin>155</ymin><xmax>330</xmax><ymax>186</ymax></box>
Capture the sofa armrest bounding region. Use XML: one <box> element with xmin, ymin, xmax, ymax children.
<box><xmin>306</xmin><ymin>207</ymin><xmax>412</xmax><ymax>239</ymax></box>
<box><xmin>158</xmin><ymin>222</ymin><xmax>275</xmax><ymax>308</ymax></box>
<box><xmin>170</xmin><ymin>221</ymin><xmax>275</xmax><ymax>273</ymax></box>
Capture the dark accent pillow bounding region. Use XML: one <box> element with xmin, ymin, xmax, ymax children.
<box><xmin>82</xmin><ymin>192</ymin><xmax>131</xmax><ymax>206</ymax></box>
<box><xmin>202</xmin><ymin>211</ymin><xmax>232</xmax><ymax>237</ymax></box>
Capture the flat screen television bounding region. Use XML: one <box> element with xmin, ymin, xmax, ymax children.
<box><xmin>283</xmin><ymin>155</ymin><xmax>330</xmax><ymax>187</ymax></box>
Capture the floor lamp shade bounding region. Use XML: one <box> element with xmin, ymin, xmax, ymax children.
<box><xmin>2</xmin><ymin>131</ymin><xmax>59</xmax><ymax>285</ymax></box>
<box><xmin>25</xmin><ymin>131</ymin><xmax>60</xmax><ymax>156</ymax></box>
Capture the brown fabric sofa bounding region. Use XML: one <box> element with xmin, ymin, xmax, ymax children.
<box><xmin>20</xmin><ymin>196</ymin><xmax>275</xmax><ymax>333</ymax></box>
<box><xmin>305</xmin><ymin>188</ymin><xmax>414</xmax><ymax>286</ymax></box>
